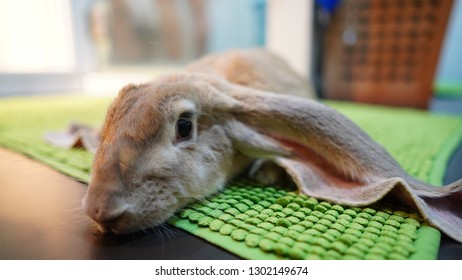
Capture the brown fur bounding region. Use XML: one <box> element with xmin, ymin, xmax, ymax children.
<box><xmin>82</xmin><ymin>49</ymin><xmax>462</xmax><ymax>243</ymax></box>
<box><xmin>186</xmin><ymin>48</ymin><xmax>315</xmax><ymax>99</ymax></box>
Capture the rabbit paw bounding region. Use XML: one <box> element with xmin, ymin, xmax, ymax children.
<box><xmin>247</xmin><ymin>159</ymin><xmax>290</xmax><ymax>186</ymax></box>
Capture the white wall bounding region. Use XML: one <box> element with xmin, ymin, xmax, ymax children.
<box><xmin>0</xmin><ymin>0</ymin><xmax>76</xmax><ymax>73</ymax></box>
<box><xmin>265</xmin><ymin>0</ymin><xmax>313</xmax><ymax>80</ymax></box>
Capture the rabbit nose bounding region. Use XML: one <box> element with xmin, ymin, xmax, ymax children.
<box><xmin>87</xmin><ymin>204</ymin><xmax>125</xmax><ymax>225</ymax></box>
<box><xmin>82</xmin><ymin>193</ymin><xmax>128</xmax><ymax>224</ymax></box>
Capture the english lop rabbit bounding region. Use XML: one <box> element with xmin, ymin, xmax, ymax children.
<box><xmin>82</xmin><ymin>49</ymin><xmax>462</xmax><ymax>242</ymax></box>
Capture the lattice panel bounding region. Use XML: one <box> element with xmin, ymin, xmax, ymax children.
<box><xmin>323</xmin><ymin>0</ymin><xmax>453</xmax><ymax>108</ymax></box>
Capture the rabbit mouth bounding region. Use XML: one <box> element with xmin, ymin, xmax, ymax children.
<box><xmin>96</xmin><ymin>223</ymin><xmax>116</xmax><ymax>234</ymax></box>
<box><xmin>95</xmin><ymin>219</ymin><xmax>145</xmax><ymax>235</ymax></box>
<box><xmin>94</xmin><ymin>213</ymin><xmax>134</xmax><ymax>235</ymax></box>
<box><xmin>93</xmin><ymin>206</ymin><xmax>177</xmax><ymax>235</ymax></box>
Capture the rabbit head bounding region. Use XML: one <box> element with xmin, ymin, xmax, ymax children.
<box><xmin>82</xmin><ymin>73</ymin><xmax>260</xmax><ymax>234</ymax></box>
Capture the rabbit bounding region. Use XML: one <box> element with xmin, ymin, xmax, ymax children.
<box><xmin>82</xmin><ymin>49</ymin><xmax>462</xmax><ymax>243</ymax></box>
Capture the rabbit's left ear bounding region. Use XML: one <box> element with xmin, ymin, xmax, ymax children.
<box><xmin>224</xmin><ymin>120</ymin><xmax>292</xmax><ymax>160</ymax></box>
<box><xmin>221</xmin><ymin>85</ymin><xmax>401</xmax><ymax>205</ymax></box>
<box><xmin>219</xmin><ymin>84</ymin><xmax>462</xmax><ymax>243</ymax></box>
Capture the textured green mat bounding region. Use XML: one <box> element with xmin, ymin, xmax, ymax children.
<box><xmin>1</xmin><ymin>95</ymin><xmax>462</xmax><ymax>260</ymax></box>
<box><xmin>172</xmin><ymin>183</ymin><xmax>439</xmax><ymax>260</ymax></box>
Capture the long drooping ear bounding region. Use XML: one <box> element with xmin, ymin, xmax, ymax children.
<box><xmin>44</xmin><ymin>123</ymin><xmax>100</xmax><ymax>154</ymax></box>
<box><xmin>222</xmin><ymin>84</ymin><xmax>462</xmax><ymax>243</ymax></box>
<box><xmin>223</xmin><ymin>120</ymin><xmax>292</xmax><ymax>159</ymax></box>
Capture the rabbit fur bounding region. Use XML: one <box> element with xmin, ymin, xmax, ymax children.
<box><xmin>82</xmin><ymin>49</ymin><xmax>462</xmax><ymax>242</ymax></box>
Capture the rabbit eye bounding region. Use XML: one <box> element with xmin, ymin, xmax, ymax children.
<box><xmin>176</xmin><ymin>118</ymin><xmax>193</xmax><ymax>140</ymax></box>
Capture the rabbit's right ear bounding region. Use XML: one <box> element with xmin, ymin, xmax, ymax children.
<box><xmin>44</xmin><ymin>123</ymin><xmax>100</xmax><ymax>154</ymax></box>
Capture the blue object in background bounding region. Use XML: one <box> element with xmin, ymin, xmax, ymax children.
<box><xmin>315</xmin><ymin>0</ymin><xmax>341</xmax><ymax>14</ymax></box>
<box><xmin>435</xmin><ymin>0</ymin><xmax>462</xmax><ymax>96</ymax></box>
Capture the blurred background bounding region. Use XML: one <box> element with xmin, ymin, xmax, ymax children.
<box><xmin>0</xmin><ymin>0</ymin><xmax>461</xmax><ymax>109</ymax></box>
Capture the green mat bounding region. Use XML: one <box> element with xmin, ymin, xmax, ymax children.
<box><xmin>2</xmin><ymin>94</ymin><xmax>462</xmax><ymax>260</ymax></box>
<box><xmin>435</xmin><ymin>81</ymin><xmax>462</xmax><ymax>99</ymax></box>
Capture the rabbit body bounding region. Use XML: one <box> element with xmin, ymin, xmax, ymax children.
<box><xmin>82</xmin><ymin>49</ymin><xmax>462</xmax><ymax>243</ymax></box>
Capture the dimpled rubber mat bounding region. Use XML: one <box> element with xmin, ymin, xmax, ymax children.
<box><xmin>1</xmin><ymin>95</ymin><xmax>462</xmax><ymax>259</ymax></box>
<box><xmin>171</xmin><ymin>183</ymin><xmax>439</xmax><ymax>260</ymax></box>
